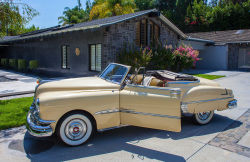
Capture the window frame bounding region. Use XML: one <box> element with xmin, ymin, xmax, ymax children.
<box><xmin>89</xmin><ymin>43</ymin><xmax>102</xmax><ymax>72</ymax></box>
<box><xmin>137</xmin><ymin>19</ymin><xmax>160</xmax><ymax>46</ymax></box>
<box><xmin>61</xmin><ymin>45</ymin><xmax>70</xmax><ymax>69</ymax></box>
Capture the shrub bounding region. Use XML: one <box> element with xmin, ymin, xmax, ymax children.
<box><xmin>1</xmin><ymin>58</ymin><xmax>8</xmax><ymax>67</ymax></box>
<box><xmin>9</xmin><ymin>59</ymin><xmax>17</xmax><ymax>69</ymax></box>
<box><xmin>149</xmin><ymin>44</ymin><xmax>174</xmax><ymax>70</ymax></box>
<box><xmin>172</xmin><ymin>45</ymin><xmax>200</xmax><ymax>72</ymax></box>
<box><xmin>118</xmin><ymin>44</ymin><xmax>152</xmax><ymax>70</ymax></box>
<box><xmin>18</xmin><ymin>59</ymin><xmax>26</xmax><ymax>71</ymax></box>
<box><xmin>29</xmin><ymin>60</ymin><xmax>38</xmax><ymax>70</ymax></box>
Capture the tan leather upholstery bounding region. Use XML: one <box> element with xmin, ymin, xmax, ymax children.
<box><xmin>130</xmin><ymin>74</ymin><xmax>143</xmax><ymax>84</ymax></box>
<box><xmin>149</xmin><ymin>78</ymin><xmax>164</xmax><ymax>87</ymax></box>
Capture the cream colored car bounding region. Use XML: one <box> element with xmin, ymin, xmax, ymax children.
<box><xmin>27</xmin><ymin>63</ymin><xmax>237</xmax><ymax>146</ymax></box>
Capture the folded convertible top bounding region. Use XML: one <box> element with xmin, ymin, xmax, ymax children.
<box><xmin>146</xmin><ymin>70</ymin><xmax>197</xmax><ymax>81</ymax></box>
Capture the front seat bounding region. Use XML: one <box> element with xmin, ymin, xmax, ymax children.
<box><xmin>149</xmin><ymin>78</ymin><xmax>164</xmax><ymax>87</ymax></box>
<box><xmin>130</xmin><ymin>74</ymin><xmax>143</xmax><ymax>84</ymax></box>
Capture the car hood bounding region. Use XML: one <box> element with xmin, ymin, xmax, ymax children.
<box><xmin>36</xmin><ymin>76</ymin><xmax>120</xmax><ymax>95</ymax></box>
<box><xmin>198</xmin><ymin>77</ymin><xmax>220</xmax><ymax>87</ymax></box>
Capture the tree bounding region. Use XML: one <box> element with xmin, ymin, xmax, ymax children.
<box><xmin>58</xmin><ymin>6</ymin><xmax>89</xmax><ymax>25</ymax></box>
<box><xmin>185</xmin><ymin>0</ymin><xmax>250</xmax><ymax>32</ymax></box>
<box><xmin>0</xmin><ymin>0</ymin><xmax>39</xmax><ymax>37</ymax></box>
<box><xmin>134</xmin><ymin>0</ymin><xmax>155</xmax><ymax>10</ymax></box>
<box><xmin>58</xmin><ymin>0</ymin><xmax>93</xmax><ymax>25</ymax></box>
<box><xmin>89</xmin><ymin>0</ymin><xmax>136</xmax><ymax>20</ymax></box>
<box><xmin>184</xmin><ymin>0</ymin><xmax>211</xmax><ymax>32</ymax></box>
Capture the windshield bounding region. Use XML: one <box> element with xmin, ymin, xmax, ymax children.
<box><xmin>99</xmin><ymin>64</ymin><xmax>129</xmax><ymax>84</ymax></box>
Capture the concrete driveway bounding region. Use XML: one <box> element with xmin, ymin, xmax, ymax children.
<box><xmin>0</xmin><ymin>71</ymin><xmax>250</xmax><ymax>162</ymax></box>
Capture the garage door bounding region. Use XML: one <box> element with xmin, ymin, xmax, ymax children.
<box><xmin>238</xmin><ymin>47</ymin><xmax>250</xmax><ymax>68</ymax></box>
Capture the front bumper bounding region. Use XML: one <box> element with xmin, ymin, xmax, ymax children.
<box><xmin>26</xmin><ymin>106</ymin><xmax>55</xmax><ymax>137</ymax></box>
<box><xmin>228</xmin><ymin>99</ymin><xmax>237</xmax><ymax>109</ymax></box>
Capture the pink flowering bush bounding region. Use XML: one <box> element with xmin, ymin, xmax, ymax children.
<box><xmin>118</xmin><ymin>43</ymin><xmax>200</xmax><ymax>72</ymax></box>
<box><xmin>172</xmin><ymin>45</ymin><xmax>200</xmax><ymax>72</ymax></box>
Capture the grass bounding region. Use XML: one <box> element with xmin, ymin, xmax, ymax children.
<box><xmin>192</xmin><ymin>74</ymin><xmax>225</xmax><ymax>80</ymax></box>
<box><xmin>0</xmin><ymin>97</ymin><xmax>33</xmax><ymax>130</ymax></box>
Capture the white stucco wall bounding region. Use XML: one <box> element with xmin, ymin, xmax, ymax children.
<box><xmin>196</xmin><ymin>45</ymin><xmax>228</xmax><ymax>70</ymax></box>
<box><xmin>179</xmin><ymin>40</ymin><xmax>228</xmax><ymax>70</ymax></box>
<box><xmin>179</xmin><ymin>40</ymin><xmax>207</xmax><ymax>50</ymax></box>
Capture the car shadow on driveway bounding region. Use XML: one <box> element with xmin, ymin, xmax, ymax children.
<box><xmin>22</xmin><ymin>113</ymin><xmax>241</xmax><ymax>162</ymax></box>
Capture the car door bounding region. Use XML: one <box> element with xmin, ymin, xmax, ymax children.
<box><xmin>120</xmin><ymin>84</ymin><xmax>181</xmax><ymax>132</ymax></box>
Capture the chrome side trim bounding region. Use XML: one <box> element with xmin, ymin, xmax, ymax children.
<box><xmin>120</xmin><ymin>108</ymin><xmax>180</xmax><ymax>119</ymax></box>
<box><xmin>127</xmin><ymin>84</ymin><xmax>181</xmax><ymax>91</ymax></box>
<box><xmin>182</xmin><ymin>97</ymin><xmax>234</xmax><ymax>105</ymax></box>
<box><xmin>94</xmin><ymin>108</ymin><xmax>120</xmax><ymax>115</ymax></box>
<box><xmin>167</xmin><ymin>79</ymin><xmax>200</xmax><ymax>85</ymax></box>
<box><xmin>94</xmin><ymin>108</ymin><xmax>180</xmax><ymax>119</ymax></box>
<box><xmin>132</xmin><ymin>91</ymin><xmax>171</xmax><ymax>97</ymax></box>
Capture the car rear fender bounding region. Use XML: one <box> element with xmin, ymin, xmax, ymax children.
<box><xmin>181</xmin><ymin>86</ymin><xmax>234</xmax><ymax>113</ymax></box>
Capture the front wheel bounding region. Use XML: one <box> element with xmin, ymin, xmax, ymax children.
<box><xmin>193</xmin><ymin>111</ymin><xmax>214</xmax><ymax>125</ymax></box>
<box><xmin>57</xmin><ymin>113</ymin><xmax>94</xmax><ymax>146</ymax></box>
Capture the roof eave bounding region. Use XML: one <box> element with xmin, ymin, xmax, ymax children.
<box><xmin>186</xmin><ymin>37</ymin><xmax>215</xmax><ymax>44</ymax></box>
<box><xmin>0</xmin><ymin>9</ymin><xmax>158</xmax><ymax>44</ymax></box>
<box><xmin>159</xmin><ymin>14</ymin><xmax>187</xmax><ymax>39</ymax></box>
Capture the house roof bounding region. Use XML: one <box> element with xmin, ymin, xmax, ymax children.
<box><xmin>187</xmin><ymin>29</ymin><xmax>250</xmax><ymax>45</ymax></box>
<box><xmin>0</xmin><ymin>9</ymin><xmax>187</xmax><ymax>44</ymax></box>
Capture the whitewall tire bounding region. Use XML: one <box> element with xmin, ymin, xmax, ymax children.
<box><xmin>58</xmin><ymin>113</ymin><xmax>93</xmax><ymax>146</ymax></box>
<box><xmin>193</xmin><ymin>111</ymin><xmax>214</xmax><ymax>125</ymax></box>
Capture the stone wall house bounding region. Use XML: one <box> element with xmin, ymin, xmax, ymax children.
<box><xmin>0</xmin><ymin>9</ymin><xmax>186</xmax><ymax>76</ymax></box>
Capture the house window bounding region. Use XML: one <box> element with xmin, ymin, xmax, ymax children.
<box><xmin>62</xmin><ymin>45</ymin><xmax>69</xmax><ymax>69</ymax></box>
<box><xmin>136</xmin><ymin>19</ymin><xmax>160</xmax><ymax>46</ymax></box>
<box><xmin>90</xmin><ymin>44</ymin><xmax>102</xmax><ymax>71</ymax></box>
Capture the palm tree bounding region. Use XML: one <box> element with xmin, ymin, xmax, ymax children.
<box><xmin>58</xmin><ymin>6</ymin><xmax>89</xmax><ymax>25</ymax></box>
<box><xmin>89</xmin><ymin>0</ymin><xmax>136</xmax><ymax>20</ymax></box>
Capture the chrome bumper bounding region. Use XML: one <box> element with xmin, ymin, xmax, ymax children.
<box><xmin>26</xmin><ymin>107</ymin><xmax>55</xmax><ymax>137</ymax></box>
<box><xmin>228</xmin><ymin>99</ymin><xmax>237</xmax><ymax>109</ymax></box>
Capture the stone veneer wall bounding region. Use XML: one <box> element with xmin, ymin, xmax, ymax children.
<box><xmin>102</xmin><ymin>15</ymin><xmax>179</xmax><ymax>69</ymax></box>
<box><xmin>228</xmin><ymin>43</ymin><xmax>250</xmax><ymax>70</ymax></box>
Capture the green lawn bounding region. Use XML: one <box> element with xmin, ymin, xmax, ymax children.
<box><xmin>192</xmin><ymin>74</ymin><xmax>225</xmax><ymax>80</ymax></box>
<box><xmin>0</xmin><ymin>97</ymin><xmax>33</xmax><ymax>130</ymax></box>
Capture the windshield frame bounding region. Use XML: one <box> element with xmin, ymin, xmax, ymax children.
<box><xmin>98</xmin><ymin>63</ymin><xmax>131</xmax><ymax>85</ymax></box>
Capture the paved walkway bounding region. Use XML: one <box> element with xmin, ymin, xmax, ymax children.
<box><xmin>0</xmin><ymin>69</ymin><xmax>38</xmax><ymax>97</ymax></box>
<box><xmin>0</xmin><ymin>70</ymin><xmax>250</xmax><ymax>161</ymax></box>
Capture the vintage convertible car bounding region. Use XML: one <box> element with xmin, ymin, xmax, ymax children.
<box><xmin>27</xmin><ymin>63</ymin><xmax>237</xmax><ymax>146</ymax></box>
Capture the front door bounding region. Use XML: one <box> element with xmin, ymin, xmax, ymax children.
<box><xmin>120</xmin><ymin>84</ymin><xmax>181</xmax><ymax>132</ymax></box>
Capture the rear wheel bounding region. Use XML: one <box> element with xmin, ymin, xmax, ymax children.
<box><xmin>193</xmin><ymin>111</ymin><xmax>214</xmax><ymax>125</ymax></box>
<box><xmin>57</xmin><ymin>113</ymin><xmax>94</xmax><ymax>146</ymax></box>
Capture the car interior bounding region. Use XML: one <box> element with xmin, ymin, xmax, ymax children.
<box><xmin>128</xmin><ymin>68</ymin><xmax>198</xmax><ymax>87</ymax></box>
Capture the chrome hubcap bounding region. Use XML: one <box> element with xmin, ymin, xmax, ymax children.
<box><xmin>65</xmin><ymin>119</ymin><xmax>87</xmax><ymax>140</ymax></box>
<box><xmin>197</xmin><ymin>111</ymin><xmax>211</xmax><ymax>120</ymax></box>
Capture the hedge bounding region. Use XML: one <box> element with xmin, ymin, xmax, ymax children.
<box><xmin>29</xmin><ymin>60</ymin><xmax>38</xmax><ymax>70</ymax></box>
<box><xmin>9</xmin><ymin>59</ymin><xmax>17</xmax><ymax>69</ymax></box>
<box><xmin>18</xmin><ymin>59</ymin><xmax>26</xmax><ymax>71</ymax></box>
<box><xmin>1</xmin><ymin>58</ymin><xmax>8</xmax><ymax>67</ymax></box>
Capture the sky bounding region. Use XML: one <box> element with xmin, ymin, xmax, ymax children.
<box><xmin>22</xmin><ymin>0</ymin><xmax>87</xmax><ymax>29</ymax></box>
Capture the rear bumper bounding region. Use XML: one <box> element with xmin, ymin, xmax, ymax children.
<box><xmin>26</xmin><ymin>109</ymin><xmax>55</xmax><ymax>137</ymax></box>
<box><xmin>228</xmin><ymin>99</ymin><xmax>237</xmax><ymax>109</ymax></box>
